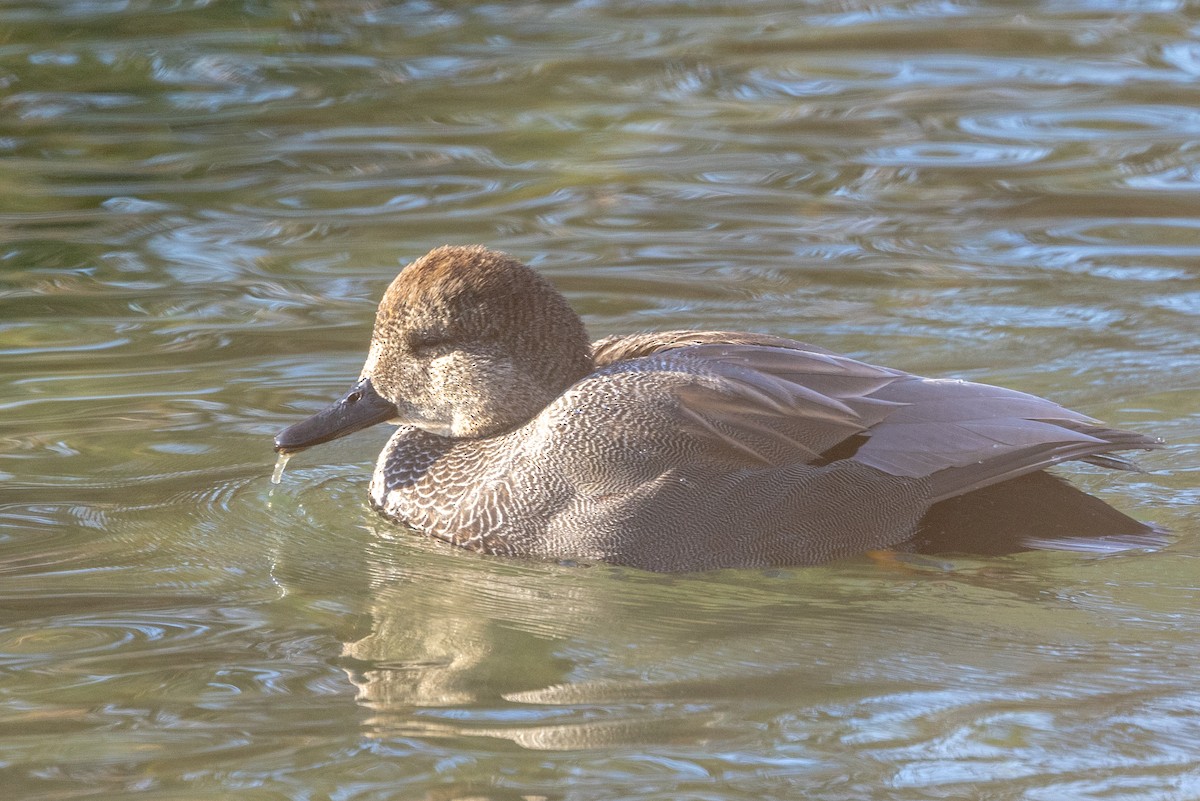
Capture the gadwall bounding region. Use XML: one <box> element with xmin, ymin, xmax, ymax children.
<box><xmin>275</xmin><ymin>245</ymin><xmax>1163</xmax><ymax>571</ymax></box>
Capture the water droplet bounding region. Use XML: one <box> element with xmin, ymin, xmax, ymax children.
<box><xmin>270</xmin><ymin>452</ymin><xmax>291</xmax><ymax>485</ymax></box>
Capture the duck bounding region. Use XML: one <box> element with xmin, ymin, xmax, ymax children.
<box><xmin>275</xmin><ymin>245</ymin><xmax>1164</xmax><ymax>572</ymax></box>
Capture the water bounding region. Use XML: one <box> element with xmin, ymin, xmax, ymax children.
<box><xmin>270</xmin><ymin>451</ymin><xmax>290</xmax><ymax>485</ymax></box>
<box><xmin>2</xmin><ymin>0</ymin><xmax>1198</xmax><ymax>798</ymax></box>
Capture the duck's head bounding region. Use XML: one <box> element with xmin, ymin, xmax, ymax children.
<box><xmin>274</xmin><ymin>245</ymin><xmax>594</xmax><ymax>454</ymax></box>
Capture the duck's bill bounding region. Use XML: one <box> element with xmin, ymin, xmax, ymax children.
<box><xmin>274</xmin><ymin>377</ymin><xmax>398</xmax><ymax>454</ymax></box>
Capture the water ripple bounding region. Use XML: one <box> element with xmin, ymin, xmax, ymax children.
<box><xmin>864</xmin><ymin>142</ymin><xmax>1051</xmax><ymax>167</ymax></box>
<box><xmin>0</xmin><ymin>613</ymin><xmax>211</xmax><ymax>666</ymax></box>
<box><xmin>960</xmin><ymin>105</ymin><xmax>1200</xmax><ymax>142</ymax></box>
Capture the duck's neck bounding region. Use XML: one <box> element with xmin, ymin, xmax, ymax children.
<box><xmin>419</xmin><ymin>347</ymin><xmax>596</xmax><ymax>441</ymax></box>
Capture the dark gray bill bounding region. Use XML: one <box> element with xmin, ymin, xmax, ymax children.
<box><xmin>274</xmin><ymin>377</ymin><xmax>398</xmax><ymax>454</ymax></box>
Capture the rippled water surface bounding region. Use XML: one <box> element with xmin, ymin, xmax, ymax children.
<box><xmin>2</xmin><ymin>1</ymin><xmax>1199</xmax><ymax>799</ymax></box>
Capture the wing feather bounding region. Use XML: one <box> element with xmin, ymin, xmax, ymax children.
<box><xmin>589</xmin><ymin>332</ymin><xmax>1161</xmax><ymax>500</ymax></box>
<box><xmin>647</xmin><ymin>343</ymin><xmax>907</xmax><ymax>463</ymax></box>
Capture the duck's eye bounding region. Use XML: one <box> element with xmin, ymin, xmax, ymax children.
<box><xmin>408</xmin><ymin>333</ymin><xmax>449</xmax><ymax>352</ymax></box>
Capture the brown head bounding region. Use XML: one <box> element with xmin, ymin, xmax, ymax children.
<box><xmin>275</xmin><ymin>246</ymin><xmax>594</xmax><ymax>453</ymax></box>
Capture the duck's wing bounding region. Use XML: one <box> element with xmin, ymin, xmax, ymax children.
<box><xmin>591</xmin><ymin>330</ymin><xmax>839</xmax><ymax>366</ymax></box>
<box><xmin>621</xmin><ymin>343</ymin><xmax>908</xmax><ymax>464</ymax></box>
<box><xmin>611</xmin><ymin>339</ymin><xmax>1162</xmax><ymax>501</ymax></box>
<box><xmin>852</xmin><ymin>376</ymin><xmax>1162</xmax><ymax>501</ymax></box>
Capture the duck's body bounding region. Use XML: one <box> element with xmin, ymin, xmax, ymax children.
<box><xmin>276</xmin><ymin>246</ymin><xmax>1162</xmax><ymax>572</ymax></box>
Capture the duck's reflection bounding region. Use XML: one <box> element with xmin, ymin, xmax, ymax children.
<box><xmin>337</xmin><ymin>524</ymin><xmax>715</xmax><ymax>750</ymax></box>
<box><xmin>332</xmin><ymin>516</ymin><xmax>1142</xmax><ymax>754</ymax></box>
